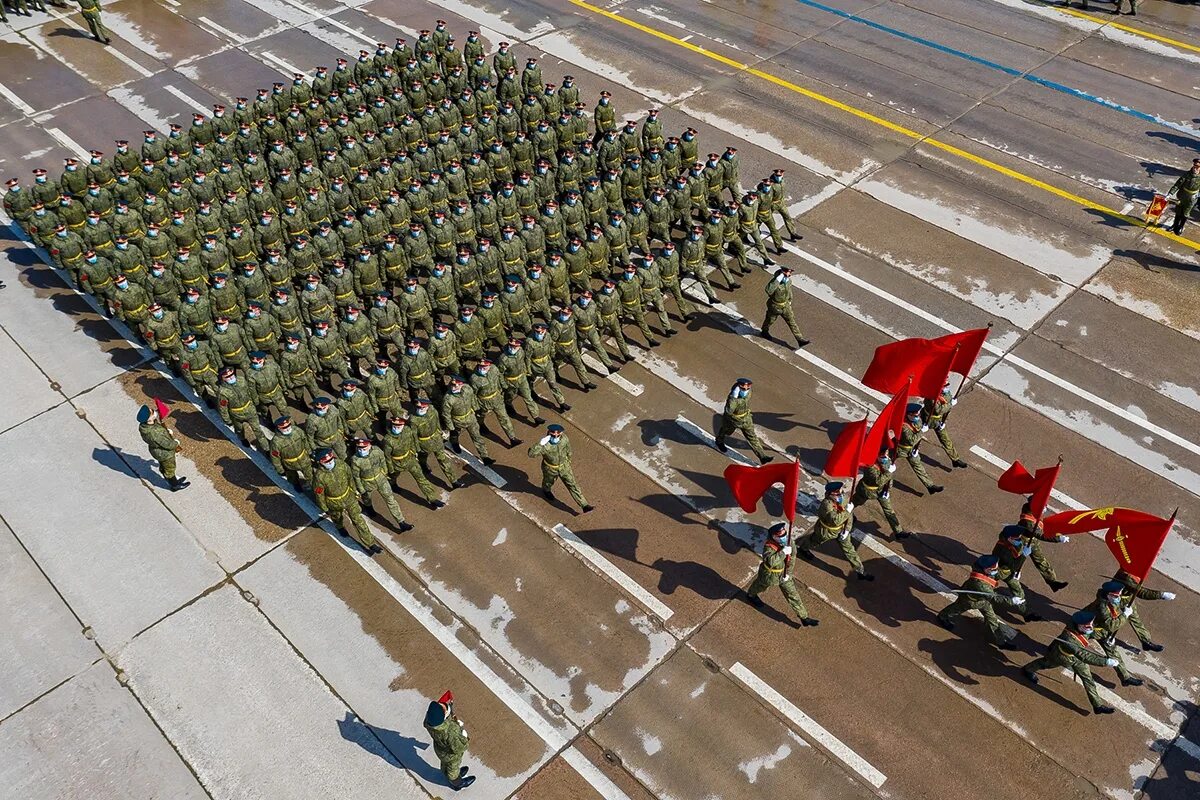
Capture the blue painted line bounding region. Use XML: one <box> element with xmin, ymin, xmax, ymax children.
<box><xmin>794</xmin><ymin>0</ymin><xmax>1200</xmax><ymax>139</ymax></box>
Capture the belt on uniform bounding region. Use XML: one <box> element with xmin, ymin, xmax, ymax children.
<box><xmin>68</xmin><ymin>220</ymin><xmax>86</xmax><ymax>229</ymax></box>
<box><xmin>349</xmin><ymin>336</ymin><xmax>369</xmax><ymax>348</ymax></box>
<box><xmin>532</xmin><ymin>355</ymin><xmax>548</xmax><ymax>363</ymax></box>
<box><xmin>283</xmin><ymin>451</ymin><xmax>307</xmax><ymax>465</ymax></box>
<box><xmin>291</xmin><ymin>367</ymin><xmax>312</xmax><ymax>378</ymax></box>
<box><xmin>479</xmin><ymin>390</ymin><xmax>497</xmax><ymax>400</ymax></box>
<box><xmin>731</xmin><ymin>411</ymin><xmax>747</xmax><ymax>418</ymax></box>
<box><xmin>231</xmin><ymin>401</ymin><xmax>252</xmax><ymax>413</ymax></box>
<box><xmin>862</xmin><ymin>483</ymin><xmax>879</xmax><ymax>491</ymax></box>
<box><xmin>335</xmin><ymin>290</ymin><xmax>354</xmax><ymax>301</ymax></box>
<box><xmin>555</xmin><ymin>339</ymin><xmax>576</xmax><ymax>348</ymax></box>
<box><xmin>542</xmin><ymin>462</ymin><xmax>561</xmax><ymax>472</ymax></box>
<box><xmin>461</xmin><ymin>280</ymin><xmax>476</xmax><ymax>288</ymax></box>
<box><xmin>577</xmin><ymin>324</ymin><xmax>594</xmax><ymax>331</ymax></box>
<box><xmin>819</xmin><ymin>520</ymin><xmax>842</xmax><ymax>531</ymax></box>
<box><xmin>327</xmin><ymin>487</ymin><xmax>350</xmax><ymax>502</ymax></box>
<box><xmin>157</xmin><ymin>332</ymin><xmax>178</xmax><ymax>345</ymax></box>
<box><xmin>62</xmin><ymin>252</ymin><xmax>84</xmax><ymax>263</ymax></box>
<box><xmin>504</xmin><ymin>374</ymin><xmax>522</xmax><ymax>382</ymax></box>
<box><xmin>390</xmin><ymin>450</ymin><xmax>415</xmax><ymax>461</ymax></box>
<box><xmin>451</xmin><ymin>412</ymin><xmax>472</xmax><ymax>420</ymax></box>
<box><xmin>192</xmin><ymin>363</ymin><xmax>215</xmax><ymax>375</ymax></box>
<box><xmin>765</xmin><ymin>565</ymin><xmax>784</xmax><ymax>574</ymax></box>
<box><xmin>253</xmin><ymin>333</ymin><xmax>273</xmax><ymax>344</ymax></box>
<box><xmin>418</xmin><ymin>433</ymin><xmax>435</xmax><ymax>441</ymax></box>
<box><xmin>362</xmin><ymin>469</ymin><xmax>385</xmax><ymax>482</ymax></box>
<box><xmin>182</xmin><ymin>274</ymin><xmax>205</xmax><ymax>285</ymax></box>
<box><xmin>222</xmin><ymin>347</ymin><xmax>243</xmax><ymax>359</ymax></box>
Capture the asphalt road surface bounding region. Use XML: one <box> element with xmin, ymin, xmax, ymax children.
<box><xmin>2</xmin><ymin>1</ymin><xmax>1199</xmax><ymax>799</ymax></box>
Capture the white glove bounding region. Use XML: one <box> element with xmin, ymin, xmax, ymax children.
<box><xmin>1013</xmin><ymin>570</ymin><xmax>1022</xmax><ymax>582</ymax></box>
<box><xmin>1055</xmin><ymin>534</ymin><xmax>1068</xmax><ymax>543</ymax></box>
<box><xmin>845</xmin><ymin>502</ymin><xmax>855</xmax><ymax>514</ymax></box>
<box><xmin>879</xmin><ymin>490</ymin><xmax>890</xmax><ymax>500</ymax></box>
<box><xmin>838</xmin><ymin>530</ymin><xmax>849</xmax><ymax>541</ymax></box>
<box><xmin>539</xmin><ymin>435</ymin><xmax>551</xmax><ymax>445</ymax></box>
<box><xmin>441</xmin><ymin>430</ymin><xmax>450</xmax><ymax>441</ymax></box>
<box><xmin>950</xmin><ymin>398</ymin><xmax>957</xmax><ymax>406</ymax></box>
<box><xmin>887</xmin><ymin>464</ymin><xmax>896</xmax><ymax>474</ymax></box>
<box><xmin>1122</xmin><ymin>606</ymin><xmax>1133</xmax><ymax>617</ymax></box>
<box><xmin>1105</xmin><ymin>658</ymin><xmax>1119</xmax><ymax>668</ymax></box>
<box><xmin>781</xmin><ymin>546</ymin><xmax>792</xmax><ymax>555</ymax></box>
<box><xmin>1162</xmin><ymin>591</ymin><xmax>1176</xmax><ymax>600</ymax></box>
<box><xmin>920</xmin><ymin>425</ymin><xmax>929</xmax><ymax>433</ymax></box>
<box><xmin>1011</xmin><ymin>596</ymin><xmax>1025</xmax><ymax>606</ymax></box>
<box><xmin>933</xmin><ymin>422</ymin><xmax>944</xmax><ymax>432</ymax></box>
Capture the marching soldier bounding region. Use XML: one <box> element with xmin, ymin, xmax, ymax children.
<box><xmin>528</xmin><ymin>423</ymin><xmax>593</xmax><ymax>513</ymax></box>
<box><xmin>767</xmin><ymin>169</ymin><xmax>802</xmax><ymax>241</ymax></box>
<box><xmin>245</xmin><ymin>350</ymin><xmax>288</xmax><ymax>422</ymax></box>
<box><xmin>1086</xmin><ymin>581</ymin><xmax>1144</xmax><ymax>687</ymax></box>
<box><xmin>381</xmin><ymin>414</ymin><xmax>446</xmax><ymax>510</ymax></box>
<box><xmin>745</xmin><ymin>522</ymin><xmax>819</xmax><ymax>628</ymax></box>
<box><xmin>470</xmin><ymin>358</ymin><xmax>521</xmax><ymax>446</ymax></box>
<box><xmin>936</xmin><ymin>554</ymin><xmax>1023</xmax><ymax>648</ymax></box>
<box><xmin>180</xmin><ymin>332</ymin><xmax>221</xmax><ymax>402</ymax></box>
<box><xmin>78</xmin><ymin>0</ymin><xmax>113</xmax><ymax>45</ymax></box>
<box><xmin>922</xmin><ymin>383</ymin><xmax>968</xmax><ymax>469</ymax></box>
<box><xmin>1023</xmin><ymin>610</ymin><xmax>1118</xmax><ymax>716</ymax></box>
<box><xmin>305</xmin><ymin>396</ymin><xmax>348</xmax><ymax>461</ymax></box>
<box><xmin>852</xmin><ymin>450</ymin><xmax>906</xmax><ymax>539</ymax></box>
<box><xmin>1110</xmin><ymin>568</ymin><xmax>1175</xmax><ymax>653</ymax></box>
<box><xmin>136</xmin><ymin>402</ymin><xmax>189</xmax><ymax>491</ymax></box>
<box><xmin>423</xmin><ymin>691</ymin><xmax>476</xmax><ymax>791</ymax></box>
<box><xmin>526</xmin><ymin>321</ymin><xmax>571</xmax><ymax>413</ymax></box>
<box><xmin>1015</xmin><ymin>501</ymin><xmax>1070</xmax><ymax>593</ymax></box>
<box><xmin>1167</xmin><ymin>158</ymin><xmax>1199</xmax><ymax>236</ymax></box>
<box><xmin>992</xmin><ymin>525</ymin><xmax>1043</xmax><ymax>622</ymax></box>
<box><xmin>350</xmin><ymin>437</ymin><xmax>413</xmax><ymax>532</ymax></box>
<box><xmin>215</xmin><ymin>366</ymin><xmax>261</xmax><ymax>447</ymax></box>
<box><xmin>411</xmin><ymin>395</ymin><xmax>465</xmax><ymax>489</ymax></box>
<box><xmin>498</xmin><ymin>336</ymin><xmax>544</xmax><ymax>425</ymax></box>
<box><xmin>760</xmin><ymin>265</ymin><xmax>808</xmax><ymax>348</ymax></box>
<box><xmin>796</xmin><ymin>481</ymin><xmax>873</xmax><ymax>581</ymax></box>
<box><xmin>441</xmin><ymin>375</ymin><xmax>494</xmax><ymax>465</ymax></box>
<box><xmin>714</xmin><ymin>377</ymin><xmax>773</xmax><ymax>465</ymax></box>
<box><xmin>268</xmin><ymin>416</ymin><xmax>313</xmax><ymax>489</ymax></box>
<box><xmin>313</xmin><ymin>448</ymin><xmax>379</xmax><ymax>554</ymax></box>
<box><xmin>896</xmin><ymin>402</ymin><xmax>944</xmax><ymax>495</ymax></box>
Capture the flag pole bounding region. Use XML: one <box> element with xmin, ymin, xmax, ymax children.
<box><xmin>953</xmin><ymin>323</ymin><xmax>992</xmax><ymax>401</ymax></box>
<box><xmin>847</xmin><ymin>414</ymin><xmax>868</xmax><ymax>501</ymax></box>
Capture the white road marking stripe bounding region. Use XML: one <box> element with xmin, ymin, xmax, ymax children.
<box><xmin>104</xmin><ymin>44</ymin><xmax>156</xmax><ymax>77</ymax></box>
<box><xmin>163</xmin><ymin>85</ymin><xmax>213</xmax><ymax>116</ymax></box>
<box><xmin>279</xmin><ymin>0</ymin><xmax>377</xmax><ymax>44</ymax></box>
<box><xmin>0</xmin><ymin>81</ymin><xmax>36</xmax><ymax>115</ymax></box>
<box><xmin>259</xmin><ymin>50</ymin><xmax>307</xmax><ymax>78</ymax></box>
<box><xmin>45</xmin><ymin>127</ymin><xmax>90</xmax><ymax>160</ymax></box>
<box><xmin>675</xmin><ymin>415</ymin><xmax>756</xmax><ymax>466</ymax></box>
<box><xmin>198</xmin><ymin>16</ymin><xmax>249</xmax><ymax>44</ymax></box>
<box><xmin>581</xmin><ymin>352</ymin><xmax>644</xmax><ymax>396</ymax></box>
<box><xmin>730</xmin><ymin>662</ymin><xmax>888</xmax><ymax>789</ymax></box>
<box><xmin>553</xmin><ymin>523</ymin><xmax>674</xmax><ymax>621</ymax></box>
<box><xmin>779</xmin><ymin>241</ymin><xmax>1200</xmax><ymax>461</ymax></box>
<box><xmin>345</xmin><ymin>544</ymin><xmax>633</xmax><ymax>800</ymax></box>
<box><xmin>451</xmin><ymin>449</ymin><xmax>506</xmax><ymax>488</ymax></box>
<box><xmin>162</xmin><ymin>0</ymin><xmax>181</xmax><ymax>6</ymax></box>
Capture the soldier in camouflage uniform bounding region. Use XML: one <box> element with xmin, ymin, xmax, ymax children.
<box><xmin>936</xmin><ymin>554</ymin><xmax>1022</xmax><ymax>648</ymax></box>
<box><xmin>313</xmin><ymin>448</ymin><xmax>379</xmax><ymax>553</ymax></box>
<box><xmin>922</xmin><ymin>383</ymin><xmax>968</xmax><ymax>469</ymax></box>
<box><xmin>852</xmin><ymin>450</ymin><xmax>905</xmax><ymax>538</ymax></box>
<box><xmin>137</xmin><ymin>402</ymin><xmax>189</xmax><ymax>491</ymax></box>
<box><xmin>216</xmin><ymin>366</ymin><xmax>261</xmax><ymax>446</ymax></box>
<box><xmin>269</xmin><ymin>415</ymin><xmax>313</xmax><ymax>489</ymax></box>
<box><xmin>745</xmin><ymin>522</ymin><xmax>819</xmax><ymax>627</ymax></box>
<box><xmin>441</xmin><ymin>375</ymin><xmax>494</xmax><ymax>464</ymax></box>
<box><xmin>896</xmin><ymin>402</ymin><xmax>944</xmax><ymax>495</ymax></box>
<box><xmin>796</xmin><ymin>481</ymin><xmax>873</xmax><ymax>581</ymax></box>
<box><xmin>1111</xmin><ymin>568</ymin><xmax>1175</xmax><ymax>652</ymax></box>
<box><xmin>381</xmin><ymin>414</ymin><xmax>446</xmax><ymax>509</ymax></box>
<box><xmin>528</xmin><ymin>423</ymin><xmax>593</xmax><ymax>512</ymax></box>
<box><xmin>1085</xmin><ymin>581</ymin><xmax>1145</xmax><ymax>687</ymax></box>
<box><xmin>1023</xmin><ymin>610</ymin><xmax>1118</xmax><ymax>716</ymax></box>
<box><xmin>714</xmin><ymin>377</ymin><xmax>772</xmax><ymax>464</ymax></box>
<box><xmin>350</xmin><ymin>437</ymin><xmax>413</xmax><ymax>532</ymax></box>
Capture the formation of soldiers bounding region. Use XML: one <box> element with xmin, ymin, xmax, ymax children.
<box><xmin>725</xmin><ymin>374</ymin><xmax>1177</xmax><ymax>716</ymax></box>
<box><xmin>4</xmin><ymin>22</ymin><xmax>803</xmax><ymax>548</ymax></box>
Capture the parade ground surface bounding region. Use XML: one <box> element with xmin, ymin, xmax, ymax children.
<box><xmin>3</xmin><ymin>1</ymin><xmax>1200</xmax><ymax>799</ymax></box>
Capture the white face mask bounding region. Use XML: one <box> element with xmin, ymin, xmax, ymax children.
<box><xmin>321</xmin><ymin>461</ymin><xmax>336</xmax><ymax>471</ymax></box>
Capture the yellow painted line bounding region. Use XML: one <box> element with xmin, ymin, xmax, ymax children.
<box><xmin>569</xmin><ymin>0</ymin><xmax>1200</xmax><ymax>250</ymax></box>
<box><xmin>1057</xmin><ymin>7</ymin><xmax>1200</xmax><ymax>54</ymax></box>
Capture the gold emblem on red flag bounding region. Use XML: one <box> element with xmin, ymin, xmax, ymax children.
<box><xmin>1147</xmin><ymin>195</ymin><xmax>1169</xmax><ymax>224</ymax></box>
<box><xmin>1068</xmin><ymin>507</ymin><xmax>1115</xmax><ymax>525</ymax></box>
<box><xmin>1111</xmin><ymin>525</ymin><xmax>1132</xmax><ymax>564</ymax></box>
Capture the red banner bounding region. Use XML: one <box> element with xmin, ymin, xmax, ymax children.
<box><xmin>1042</xmin><ymin>507</ymin><xmax>1175</xmax><ymax>581</ymax></box>
<box><xmin>825</xmin><ymin>417</ymin><xmax>868</xmax><ymax>478</ymax></box>
<box><xmin>864</xmin><ymin>380</ymin><xmax>911</xmax><ymax>458</ymax></box>
<box><xmin>997</xmin><ymin>460</ymin><xmax>1060</xmax><ymax>520</ymax></box>
<box><xmin>931</xmin><ymin>328</ymin><xmax>990</xmax><ymax>378</ymax></box>
<box><xmin>724</xmin><ymin>460</ymin><xmax>801</xmax><ymax>523</ymax></box>
<box><xmin>1146</xmin><ymin>194</ymin><xmax>1169</xmax><ymax>223</ymax></box>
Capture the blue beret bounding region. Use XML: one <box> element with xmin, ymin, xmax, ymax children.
<box><xmin>315</xmin><ymin>448</ymin><xmax>334</xmax><ymax>461</ymax></box>
<box><xmin>1072</xmin><ymin>609</ymin><xmax>1096</xmax><ymax>626</ymax></box>
<box><xmin>906</xmin><ymin>402</ymin><xmax>922</xmax><ymax>415</ymax></box>
<box><xmin>136</xmin><ymin>405</ymin><xmax>151</xmax><ymax>423</ymax></box>
<box><xmin>973</xmin><ymin>554</ymin><xmax>1000</xmax><ymax>570</ymax></box>
<box><xmin>547</xmin><ymin>424</ymin><xmax>564</xmax><ymax>433</ymax></box>
<box><xmin>1001</xmin><ymin>524</ymin><xmax>1025</xmax><ymax>540</ymax></box>
<box><xmin>313</xmin><ymin>396</ymin><xmax>331</xmax><ymax>406</ymax></box>
<box><xmin>1101</xmin><ymin>580</ymin><xmax>1124</xmax><ymax>595</ymax></box>
<box><xmin>824</xmin><ymin>481</ymin><xmax>843</xmax><ymax>494</ymax></box>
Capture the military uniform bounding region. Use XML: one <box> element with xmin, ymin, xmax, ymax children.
<box><xmin>1023</xmin><ymin>612</ymin><xmax>1116</xmax><ymax>714</ymax></box>
<box><xmin>424</xmin><ymin>695</ymin><xmax>474</xmax><ymax>790</ymax></box>
<box><xmin>528</xmin><ymin>426</ymin><xmax>591</xmax><ymax>511</ymax></box>
<box><xmin>350</xmin><ymin>443</ymin><xmax>410</xmax><ymax>530</ymax></box>
<box><xmin>852</xmin><ymin>460</ymin><xmax>904</xmax><ymax>537</ymax></box>
<box><xmin>470</xmin><ymin>364</ymin><xmax>518</xmax><ymax>444</ymax></box>
<box><xmin>313</xmin><ymin>453</ymin><xmax>376</xmax><ymax>549</ymax></box>
<box><xmin>896</xmin><ymin>407</ymin><xmax>943</xmax><ymax>494</ymax></box>
<box><xmin>937</xmin><ymin>557</ymin><xmax>1021</xmax><ymax>646</ymax></box>
<box><xmin>796</xmin><ymin>483</ymin><xmax>869</xmax><ymax>578</ymax></box>
<box><xmin>1168</xmin><ymin>162</ymin><xmax>1199</xmax><ymax>236</ymax></box>
<box><xmin>746</xmin><ymin>524</ymin><xmax>815</xmax><ymax>625</ymax></box>
<box><xmin>381</xmin><ymin>421</ymin><xmax>443</xmax><ymax>506</ymax></box>
<box><xmin>1016</xmin><ymin>510</ymin><xmax>1068</xmax><ymax>591</ymax></box>
<box><xmin>216</xmin><ymin>372</ymin><xmax>260</xmax><ymax>445</ymax></box>
<box><xmin>137</xmin><ymin>407</ymin><xmax>188</xmax><ymax>490</ymax></box>
<box><xmin>714</xmin><ymin>380</ymin><xmax>770</xmax><ymax>464</ymax></box>
<box><xmin>1086</xmin><ymin>584</ymin><xmax>1142</xmax><ymax>686</ymax></box>
<box><xmin>269</xmin><ymin>421</ymin><xmax>313</xmax><ymax>487</ymax></box>
<box><xmin>441</xmin><ymin>382</ymin><xmax>491</xmax><ymax>462</ymax></box>
<box><xmin>1111</xmin><ymin>569</ymin><xmax>1174</xmax><ymax>651</ymax></box>
<box><xmin>761</xmin><ymin>268</ymin><xmax>805</xmax><ymax>346</ymax></box>
<box><xmin>922</xmin><ymin>389</ymin><xmax>967</xmax><ymax>468</ymax></box>
<box><xmin>410</xmin><ymin>403</ymin><xmax>460</xmax><ymax>487</ymax></box>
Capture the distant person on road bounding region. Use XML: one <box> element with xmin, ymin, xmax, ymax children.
<box><xmin>77</xmin><ymin>0</ymin><xmax>111</xmax><ymax>45</ymax></box>
<box><xmin>1167</xmin><ymin>158</ymin><xmax>1200</xmax><ymax>236</ymax></box>
<box><xmin>137</xmin><ymin>399</ymin><xmax>189</xmax><ymax>491</ymax></box>
<box><xmin>424</xmin><ymin>691</ymin><xmax>476</xmax><ymax>791</ymax></box>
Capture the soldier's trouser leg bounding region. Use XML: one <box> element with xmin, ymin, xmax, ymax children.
<box><xmin>1028</xmin><ymin>539</ymin><xmax>1061</xmax><ymax>585</ymax></box>
<box><xmin>836</xmin><ymin>530</ymin><xmax>865</xmax><ymax>573</ymax></box>
<box><xmin>746</xmin><ymin>571</ymin><xmax>772</xmax><ymax>598</ymax></box>
<box><xmin>563</xmin><ymin>349</ymin><xmax>591</xmax><ymax>386</ymax></box>
<box><xmin>905</xmin><ymin>452</ymin><xmax>936</xmax><ymax>490</ymax></box>
<box><xmin>441</xmin><ymin>750</ymin><xmax>464</xmax><ymax>784</ymax></box>
<box><xmin>776</xmin><ymin>208</ymin><xmax>800</xmax><ymax>238</ymax></box>
<box><xmin>1099</xmin><ymin>638</ymin><xmax>1132</xmax><ymax>680</ymax></box>
<box><xmin>86</xmin><ymin>13</ymin><xmax>110</xmax><ymax>42</ymax></box>
<box><xmin>1073</xmin><ymin>663</ymin><xmax>1103</xmax><ymax>711</ymax></box>
<box><xmin>706</xmin><ymin>254</ymin><xmax>736</xmax><ymax>287</ymax></box>
<box><xmin>234</xmin><ymin>414</ymin><xmax>259</xmax><ymax>446</ymax></box>
<box><xmin>1002</xmin><ymin>575</ymin><xmax>1030</xmax><ymax>617</ymax></box>
<box><xmin>761</xmin><ymin>217</ymin><xmax>784</xmax><ymax>251</ymax></box>
<box><xmin>461</xmin><ymin>418</ymin><xmax>489</xmax><ymax>459</ymax></box>
<box><xmin>158</xmin><ymin>452</ymin><xmax>177</xmax><ymax>480</ymax></box>
<box><xmin>937</xmin><ymin>597</ymin><xmax>970</xmax><ymax>625</ymax></box>
<box><xmin>728</xmin><ymin>239</ymin><xmax>751</xmax><ymax>274</ymax></box>
<box><xmin>664</xmin><ymin>279</ymin><xmax>696</xmax><ymax>318</ymax></box>
<box><xmin>645</xmin><ymin>292</ymin><xmax>672</xmax><ymax>333</ymax></box>
<box><xmin>582</xmin><ymin>328</ymin><xmax>615</xmax><ymax>370</ymax></box>
<box><xmin>876</xmin><ymin>494</ymin><xmax>902</xmax><ymax>534</ymax></box>
<box><xmin>533</xmin><ymin>369</ymin><xmax>567</xmax><ymax>406</ymax></box>
<box><xmin>331</xmin><ymin>437</ymin><xmax>348</xmax><ymax>461</ymax></box>
<box><xmin>933</xmin><ymin>426</ymin><xmax>959</xmax><ymax>460</ymax></box>
<box><xmin>1126</xmin><ymin>604</ymin><xmax>1153</xmax><ymax>645</ymax></box>
<box><xmin>1023</xmin><ymin>654</ymin><xmax>1054</xmax><ymax>677</ymax></box>
<box><xmin>510</xmin><ymin>379</ymin><xmax>541</xmax><ymax>419</ymax></box>
<box><xmin>736</xmin><ymin>420</ymin><xmax>768</xmax><ymax>462</ymax></box>
<box><xmin>424</xmin><ymin>448</ymin><xmax>458</xmax><ymax>486</ymax></box>
<box><xmin>398</xmin><ymin>460</ymin><xmax>440</xmax><ymax>503</ymax></box>
<box><xmin>763</xmin><ymin>306</ymin><xmax>780</xmax><ymax>338</ymax></box>
<box><xmin>333</xmin><ymin>500</ymin><xmax>375</xmax><ymax>548</ymax></box>
<box><xmin>747</xmin><ymin>227</ymin><xmax>772</xmax><ymax>262</ymax></box>
<box><xmin>778</xmin><ymin>577</ymin><xmax>809</xmax><ymax>620</ymax></box>
<box><xmin>796</xmin><ymin>526</ymin><xmax>835</xmax><ymax>559</ymax></box>
<box><xmin>686</xmin><ymin>268</ymin><xmax>719</xmax><ymax>302</ymax></box>
<box><xmin>486</xmin><ymin>403</ymin><xmax>517</xmax><ymax>440</ymax></box>
<box><xmin>558</xmin><ymin>464</ymin><xmax>589</xmax><ymax>509</ymax></box>
<box><xmin>624</xmin><ymin>306</ymin><xmax>655</xmax><ymax>343</ymax></box>
<box><xmin>980</xmin><ymin>605</ymin><xmax>1016</xmax><ymax>645</ymax></box>
<box><xmin>376</xmin><ymin>483</ymin><xmax>407</xmax><ymax>526</ymax></box>
<box><xmin>780</xmin><ymin>305</ymin><xmax>804</xmax><ymax>343</ymax></box>
<box><xmin>714</xmin><ymin>415</ymin><xmax>736</xmax><ymax>449</ymax></box>
<box><xmin>602</xmin><ymin>318</ymin><xmax>632</xmax><ymax>360</ymax></box>
<box><xmin>1171</xmin><ymin>196</ymin><xmax>1195</xmax><ymax>234</ymax></box>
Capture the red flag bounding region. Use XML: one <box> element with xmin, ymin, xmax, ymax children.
<box><xmin>825</xmin><ymin>417</ymin><xmax>867</xmax><ymax>478</ymax></box>
<box><xmin>861</xmin><ymin>339</ymin><xmax>938</xmax><ymax>394</ymax></box>
<box><xmin>1042</xmin><ymin>507</ymin><xmax>1167</xmax><ymax>537</ymax></box>
<box><xmin>997</xmin><ymin>460</ymin><xmax>1060</xmax><ymax>520</ymax></box>
<box><xmin>864</xmin><ymin>380</ymin><xmax>911</xmax><ymax>458</ymax></box>
<box><xmin>723</xmin><ymin>460</ymin><xmax>801</xmax><ymax>523</ymax></box>
<box><xmin>914</xmin><ymin>342</ymin><xmax>958</xmax><ymax>398</ymax></box>
<box><xmin>153</xmin><ymin>397</ymin><xmax>171</xmax><ymax>420</ymax></box>
<box><xmin>1106</xmin><ymin>511</ymin><xmax>1174</xmax><ymax>582</ymax></box>
<box><xmin>931</xmin><ymin>328</ymin><xmax>989</xmax><ymax>377</ymax></box>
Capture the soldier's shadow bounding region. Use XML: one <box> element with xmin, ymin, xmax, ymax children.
<box><xmin>335</xmin><ymin>712</ymin><xmax>446</xmax><ymax>785</ymax></box>
<box><xmin>652</xmin><ymin>557</ymin><xmax>741</xmax><ymax>601</ymax></box>
<box><xmin>891</xmin><ymin>529</ymin><xmax>978</xmax><ymax>580</ymax></box>
<box><xmin>214</xmin><ymin>454</ymin><xmax>309</xmax><ymax>527</ymax></box>
<box><xmin>91</xmin><ymin>446</ymin><xmax>171</xmax><ymax>490</ymax></box>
